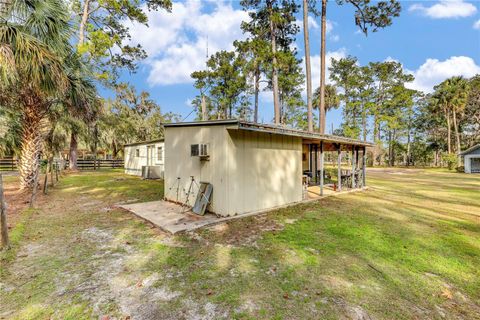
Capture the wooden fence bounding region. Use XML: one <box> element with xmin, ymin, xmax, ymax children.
<box><xmin>65</xmin><ymin>159</ymin><xmax>124</xmax><ymax>170</ymax></box>
<box><xmin>0</xmin><ymin>159</ymin><xmax>124</xmax><ymax>171</ymax></box>
<box><xmin>0</xmin><ymin>158</ymin><xmax>17</xmax><ymax>171</ymax></box>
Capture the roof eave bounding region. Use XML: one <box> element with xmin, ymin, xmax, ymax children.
<box><xmin>236</xmin><ymin>121</ymin><xmax>374</xmax><ymax>147</ymax></box>
<box><xmin>124</xmin><ymin>138</ymin><xmax>165</xmax><ymax>147</ymax></box>
<box><xmin>460</xmin><ymin>144</ymin><xmax>480</xmax><ymax>155</ymax></box>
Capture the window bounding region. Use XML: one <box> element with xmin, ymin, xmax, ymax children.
<box><xmin>135</xmin><ymin>149</ymin><xmax>140</xmax><ymax>157</ymax></box>
<box><xmin>191</xmin><ymin>144</ymin><xmax>208</xmax><ymax>156</ymax></box>
<box><xmin>157</xmin><ymin>147</ymin><xmax>163</xmax><ymax>161</ymax></box>
<box><xmin>191</xmin><ymin>144</ymin><xmax>199</xmax><ymax>156</ymax></box>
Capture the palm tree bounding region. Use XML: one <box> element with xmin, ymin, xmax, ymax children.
<box><xmin>313</xmin><ymin>84</ymin><xmax>339</xmax><ymax>131</ymax></box>
<box><xmin>0</xmin><ymin>0</ymin><xmax>94</xmax><ymax>188</ymax></box>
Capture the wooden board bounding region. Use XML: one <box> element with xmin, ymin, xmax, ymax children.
<box><xmin>192</xmin><ymin>182</ymin><xmax>213</xmax><ymax>216</ymax></box>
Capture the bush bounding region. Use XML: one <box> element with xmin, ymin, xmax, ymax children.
<box><xmin>443</xmin><ymin>153</ymin><xmax>458</xmax><ymax>170</ymax></box>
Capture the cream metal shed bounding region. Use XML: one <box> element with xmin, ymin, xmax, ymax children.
<box><xmin>461</xmin><ymin>144</ymin><xmax>480</xmax><ymax>173</ymax></box>
<box><xmin>164</xmin><ymin>120</ymin><xmax>373</xmax><ymax>217</ymax></box>
<box><xmin>124</xmin><ymin>139</ymin><xmax>165</xmax><ymax>178</ymax></box>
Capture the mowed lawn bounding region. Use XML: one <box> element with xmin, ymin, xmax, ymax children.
<box><xmin>1</xmin><ymin>169</ymin><xmax>479</xmax><ymax>319</ymax></box>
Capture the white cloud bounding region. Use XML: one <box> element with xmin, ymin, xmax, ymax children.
<box><xmin>259</xmin><ymin>49</ymin><xmax>347</xmax><ymax>105</ymax></box>
<box><xmin>308</xmin><ymin>16</ymin><xmax>319</xmax><ymax>30</ymax></box>
<box><xmin>409</xmin><ymin>0</ymin><xmax>477</xmax><ymax>19</ymax></box>
<box><xmin>474</xmin><ymin>19</ymin><xmax>480</xmax><ymax>29</ymax></box>
<box><xmin>384</xmin><ymin>56</ymin><xmax>399</xmax><ymax>63</ymax></box>
<box><xmin>124</xmin><ymin>0</ymin><xmax>249</xmax><ymax>86</ymax></box>
<box><xmin>406</xmin><ymin>56</ymin><xmax>480</xmax><ymax>93</ymax></box>
<box><xmin>296</xmin><ymin>17</ymin><xmax>333</xmax><ymax>33</ymax></box>
<box><xmin>309</xmin><ymin>48</ymin><xmax>348</xmax><ymax>90</ymax></box>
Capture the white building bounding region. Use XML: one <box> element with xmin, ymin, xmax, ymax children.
<box><xmin>124</xmin><ymin>139</ymin><xmax>165</xmax><ymax>178</ymax></box>
<box><xmin>163</xmin><ymin>120</ymin><xmax>373</xmax><ymax>217</ymax></box>
<box><xmin>461</xmin><ymin>144</ymin><xmax>480</xmax><ymax>174</ymax></box>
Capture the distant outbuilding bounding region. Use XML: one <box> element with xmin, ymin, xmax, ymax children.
<box><xmin>461</xmin><ymin>144</ymin><xmax>480</xmax><ymax>174</ymax></box>
<box><xmin>124</xmin><ymin>139</ymin><xmax>164</xmax><ymax>179</ymax></box>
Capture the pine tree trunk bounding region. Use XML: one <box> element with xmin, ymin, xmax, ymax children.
<box><xmin>254</xmin><ymin>65</ymin><xmax>260</xmax><ymax>123</ymax></box>
<box><xmin>268</xmin><ymin>3</ymin><xmax>281</xmax><ymax>124</ymax></box>
<box><xmin>201</xmin><ymin>94</ymin><xmax>207</xmax><ymax>120</ymax></box>
<box><xmin>452</xmin><ymin>109</ymin><xmax>461</xmax><ymax>166</ymax></box>
<box><xmin>319</xmin><ymin>0</ymin><xmax>327</xmax><ymax>134</ymax></box>
<box><xmin>18</xmin><ymin>103</ymin><xmax>44</xmax><ymax>189</ymax></box>
<box><xmin>406</xmin><ymin>128</ymin><xmax>411</xmax><ymax>167</ymax></box>
<box><xmin>372</xmin><ymin>118</ymin><xmax>378</xmax><ymax>167</ymax></box>
<box><xmin>303</xmin><ymin>0</ymin><xmax>313</xmax><ymax>132</ymax></box>
<box><xmin>362</xmin><ymin>107</ymin><xmax>367</xmax><ymax>142</ymax></box>
<box><xmin>446</xmin><ymin>107</ymin><xmax>452</xmax><ymax>154</ymax></box>
<box><xmin>69</xmin><ymin>132</ymin><xmax>79</xmax><ymax>170</ymax></box>
<box><xmin>78</xmin><ymin>0</ymin><xmax>90</xmax><ymax>45</ymax></box>
<box><xmin>388</xmin><ymin>130</ymin><xmax>393</xmax><ymax>167</ymax></box>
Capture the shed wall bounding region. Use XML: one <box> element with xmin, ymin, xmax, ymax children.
<box><xmin>164</xmin><ymin>125</ymin><xmax>303</xmax><ymax>217</ymax></box>
<box><xmin>164</xmin><ymin>125</ymin><xmax>229</xmax><ymax>215</ymax></box>
<box><xmin>464</xmin><ymin>155</ymin><xmax>480</xmax><ymax>173</ymax></box>
<box><xmin>226</xmin><ymin>129</ymin><xmax>303</xmax><ymax>216</ymax></box>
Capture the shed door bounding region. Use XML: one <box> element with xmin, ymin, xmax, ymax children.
<box><xmin>146</xmin><ymin>145</ymin><xmax>155</xmax><ymax>166</ymax></box>
<box><xmin>472</xmin><ymin>158</ymin><xmax>480</xmax><ymax>173</ymax></box>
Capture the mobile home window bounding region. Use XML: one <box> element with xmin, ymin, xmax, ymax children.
<box><xmin>157</xmin><ymin>147</ymin><xmax>163</xmax><ymax>161</ymax></box>
<box><xmin>135</xmin><ymin>149</ymin><xmax>140</xmax><ymax>157</ymax></box>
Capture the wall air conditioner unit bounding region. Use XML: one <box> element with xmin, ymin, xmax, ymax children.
<box><xmin>141</xmin><ymin>165</ymin><xmax>164</xmax><ymax>179</ymax></box>
<box><xmin>191</xmin><ymin>144</ymin><xmax>209</xmax><ymax>161</ymax></box>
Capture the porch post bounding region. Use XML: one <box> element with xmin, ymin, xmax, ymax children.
<box><xmin>337</xmin><ymin>145</ymin><xmax>342</xmax><ymax>192</ymax></box>
<box><xmin>313</xmin><ymin>144</ymin><xmax>318</xmax><ymax>184</ymax></box>
<box><xmin>320</xmin><ymin>141</ymin><xmax>324</xmax><ymax>196</ymax></box>
<box><xmin>351</xmin><ymin>145</ymin><xmax>356</xmax><ymax>189</ymax></box>
<box><xmin>363</xmin><ymin>146</ymin><xmax>367</xmax><ymax>187</ymax></box>
<box><xmin>309</xmin><ymin>144</ymin><xmax>313</xmax><ymax>176</ymax></box>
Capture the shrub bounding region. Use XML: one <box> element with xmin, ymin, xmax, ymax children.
<box><xmin>443</xmin><ymin>153</ymin><xmax>458</xmax><ymax>170</ymax></box>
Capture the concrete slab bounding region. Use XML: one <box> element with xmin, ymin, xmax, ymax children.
<box><xmin>117</xmin><ymin>200</ymin><xmax>224</xmax><ymax>234</ymax></box>
<box><xmin>118</xmin><ymin>187</ymin><xmax>368</xmax><ymax>234</ymax></box>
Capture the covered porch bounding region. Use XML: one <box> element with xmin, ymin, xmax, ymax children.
<box><xmin>302</xmin><ymin>138</ymin><xmax>371</xmax><ymax>200</ymax></box>
<box><xmin>234</xmin><ymin>121</ymin><xmax>373</xmax><ymax>201</ymax></box>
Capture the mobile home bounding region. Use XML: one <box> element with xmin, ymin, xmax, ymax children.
<box><xmin>124</xmin><ymin>139</ymin><xmax>165</xmax><ymax>178</ymax></box>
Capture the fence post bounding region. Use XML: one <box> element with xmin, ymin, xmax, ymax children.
<box><xmin>30</xmin><ymin>170</ymin><xmax>39</xmax><ymax>208</ymax></box>
<box><xmin>50</xmin><ymin>157</ymin><xmax>54</xmax><ymax>186</ymax></box>
<box><xmin>1</xmin><ymin>173</ymin><xmax>9</xmax><ymax>249</ymax></box>
<box><xmin>43</xmin><ymin>158</ymin><xmax>50</xmax><ymax>194</ymax></box>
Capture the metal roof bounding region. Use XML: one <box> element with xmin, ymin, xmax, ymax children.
<box><xmin>460</xmin><ymin>144</ymin><xmax>480</xmax><ymax>155</ymax></box>
<box><xmin>123</xmin><ymin>138</ymin><xmax>164</xmax><ymax>147</ymax></box>
<box><xmin>164</xmin><ymin>120</ymin><xmax>374</xmax><ymax>147</ymax></box>
<box><xmin>163</xmin><ymin>119</ymin><xmax>239</xmax><ymax>127</ymax></box>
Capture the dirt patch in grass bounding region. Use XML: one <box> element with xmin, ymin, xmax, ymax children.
<box><xmin>2</xmin><ymin>175</ymin><xmax>48</xmax><ymax>228</ymax></box>
<box><xmin>200</xmin><ymin>213</ymin><xmax>284</xmax><ymax>247</ymax></box>
<box><xmin>1</xmin><ymin>169</ymin><xmax>480</xmax><ymax>319</ymax></box>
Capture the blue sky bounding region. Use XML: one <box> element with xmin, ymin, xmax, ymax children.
<box><xmin>120</xmin><ymin>0</ymin><xmax>480</xmax><ymax>131</ymax></box>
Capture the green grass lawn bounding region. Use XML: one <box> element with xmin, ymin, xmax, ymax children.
<box><xmin>1</xmin><ymin>169</ymin><xmax>479</xmax><ymax>319</ymax></box>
